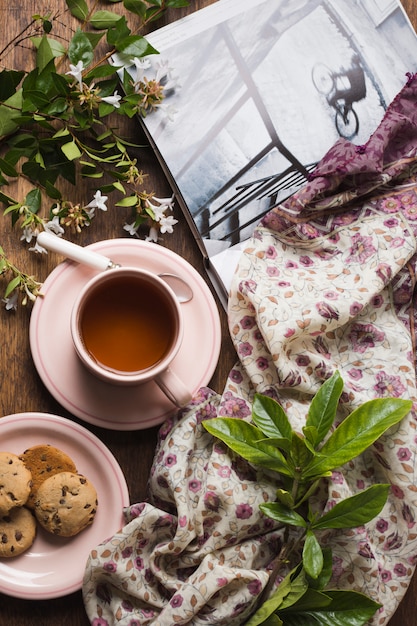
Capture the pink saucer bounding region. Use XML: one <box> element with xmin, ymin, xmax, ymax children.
<box><xmin>29</xmin><ymin>239</ymin><xmax>221</xmax><ymax>430</ymax></box>
<box><xmin>0</xmin><ymin>412</ymin><xmax>129</xmax><ymax>599</ymax></box>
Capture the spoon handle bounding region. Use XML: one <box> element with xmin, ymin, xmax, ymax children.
<box><xmin>37</xmin><ymin>232</ymin><xmax>114</xmax><ymax>271</ymax></box>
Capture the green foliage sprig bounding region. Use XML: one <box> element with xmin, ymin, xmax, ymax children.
<box><xmin>203</xmin><ymin>371</ymin><xmax>412</xmax><ymax>626</ymax></box>
<box><xmin>0</xmin><ymin>0</ymin><xmax>188</xmax><ymax>309</ymax></box>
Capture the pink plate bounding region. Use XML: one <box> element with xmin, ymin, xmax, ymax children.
<box><xmin>29</xmin><ymin>239</ymin><xmax>221</xmax><ymax>430</ymax></box>
<box><xmin>0</xmin><ymin>412</ymin><xmax>129</xmax><ymax>599</ymax></box>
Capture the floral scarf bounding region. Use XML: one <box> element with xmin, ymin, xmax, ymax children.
<box><xmin>83</xmin><ymin>75</ymin><xmax>417</xmax><ymax>625</ymax></box>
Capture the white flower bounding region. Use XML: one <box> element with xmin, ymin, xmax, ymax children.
<box><xmin>87</xmin><ymin>190</ymin><xmax>108</xmax><ymax>212</ymax></box>
<box><xmin>152</xmin><ymin>194</ymin><xmax>175</xmax><ymax>211</ymax></box>
<box><xmin>29</xmin><ymin>240</ymin><xmax>48</xmax><ymax>254</ymax></box>
<box><xmin>123</xmin><ymin>222</ymin><xmax>139</xmax><ymax>237</ymax></box>
<box><xmin>132</xmin><ymin>57</ymin><xmax>151</xmax><ymax>81</ymax></box>
<box><xmin>20</xmin><ymin>225</ymin><xmax>36</xmax><ymax>243</ymax></box>
<box><xmin>159</xmin><ymin>214</ymin><xmax>178</xmax><ymax>234</ymax></box>
<box><xmin>101</xmin><ymin>91</ymin><xmax>122</xmax><ymax>109</ymax></box>
<box><xmin>145</xmin><ymin>226</ymin><xmax>159</xmax><ymax>242</ymax></box>
<box><xmin>154</xmin><ymin>59</ymin><xmax>174</xmax><ymax>83</ymax></box>
<box><xmin>66</xmin><ymin>60</ymin><xmax>84</xmax><ymax>91</ymax></box>
<box><xmin>44</xmin><ymin>215</ymin><xmax>65</xmax><ymax>236</ymax></box>
<box><xmin>3</xmin><ymin>290</ymin><xmax>19</xmax><ymax>311</ymax></box>
<box><xmin>146</xmin><ymin>199</ymin><xmax>166</xmax><ymax>223</ymax></box>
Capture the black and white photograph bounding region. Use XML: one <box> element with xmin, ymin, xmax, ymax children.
<box><xmin>131</xmin><ymin>0</ymin><xmax>417</xmax><ymax>294</ymax></box>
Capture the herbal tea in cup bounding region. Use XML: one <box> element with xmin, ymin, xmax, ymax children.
<box><xmin>70</xmin><ymin>267</ymin><xmax>192</xmax><ymax>407</ymax></box>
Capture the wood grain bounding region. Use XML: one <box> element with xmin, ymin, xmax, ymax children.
<box><xmin>0</xmin><ymin>1</ymin><xmax>415</xmax><ymax>624</ymax></box>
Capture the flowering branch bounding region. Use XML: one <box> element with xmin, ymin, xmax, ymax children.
<box><xmin>0</xmin><ymin>0</ymin><xmax>187</xmax><ymax>308</ymax></box>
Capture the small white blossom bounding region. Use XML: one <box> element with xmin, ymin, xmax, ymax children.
<box><xmin>3</xmin><ymin>290</ymin><xmax>19</xmax><ymax>311</ymax></box>
<box><xmin>146</xmin><ymin>199</ymin><xmax>166</xmax><ymax>223</ymax></box>
<box><xmin>20</xmin><ymin>225</ymin><xmax>36</xmax><ymax>243</ymax></box>
<box><xmin>145</xmin><ymin>226</ymin><xmax>159</xmax><ymax>242</ymax></box>
<box><xmin>87</xmin><ymin>190</ymin><xmax>108</xmax><ymax>212</ymax></box>
<box><xmin>152</xmin><ymin>194</ymin><xmax>175</xmax><ymax>211</ymax></box>
<box><xmin>132</xmin><ymin>57</ymin><xmax>151</xmax><ymax>81</ymax></box>
<box><xmin>154</xmin><ymin>59</ymin><xmax>174</xmax><ymax>83</ymax></box>
<box><xmin>44</xmin><ymin>215</ymin><xmax>65</xmax><ymax>236</ymax></box>
<box><xmin>159</xmin><ymin>214</ymin><xmax>178</xmax><ymax>234</ymax></box>
<box><xmin>123</xmin><ymin>222</ymin><xmax>139</xmax><ymax>237</ymax></box>
<box><xmin>66</xmin><ymin>60</ymin><xmax>84</xmax><ymax>91</ymax></box>
<box><xmin>101</xmin><ymin>91</ymin><xmax>122</xmax><ymax>109</ymax></box>
<box><xmin>29</xmin><ymin>240</ymin><xmax>48</xmax><ymax>254</ymax></box>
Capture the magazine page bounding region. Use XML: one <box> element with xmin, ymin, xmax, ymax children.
<box><xmin>115</xmin><ymin>0</ymin><xmax>417</xmax><ymax>306</ymax></box>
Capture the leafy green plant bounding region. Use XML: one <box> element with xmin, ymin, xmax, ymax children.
<box><xmin>0</xmin><ymin>0</ymin><xmax>188</xmax><ymax>308</ymax></box>
<box><xmin>203</xmin><ymin>371</ymin><xmax>412</xmax><ymax>625</ymax></box>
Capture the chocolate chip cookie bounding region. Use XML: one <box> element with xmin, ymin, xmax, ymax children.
<box><xmin>0</xmin><ymin>507</ymin><xmax>37</xmax><ymax>557</ymax></box>
<box><xmin>34</xmin><ymin>472</ymin><xmax>98</xmax><ymax>537</ymax></box>
<box><xmin>20</xmin><ymin>444</ymin><xmax>77</xmax><ymax>509</ymax></box>
<box><xmin>0</xmin><ymin>452</ymin><xmax>32</xmax><ymax>516</ymax></box>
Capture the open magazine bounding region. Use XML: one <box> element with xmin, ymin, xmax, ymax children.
<box><xmin>114</xmin><ymin>0</ymin><xmax>417</xmax><ymax>309</ymax></box>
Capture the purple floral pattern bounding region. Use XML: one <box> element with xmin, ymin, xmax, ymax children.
<box><xmin>84</xmin><ymin>77</ymin><xmax>417</xmax><ymax>625</ymax></box>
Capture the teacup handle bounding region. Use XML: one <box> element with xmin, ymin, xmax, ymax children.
<box><xmin>155</xmin><ymin>368</ymin><xmax>192</xmax><ymax>408</ymax></box>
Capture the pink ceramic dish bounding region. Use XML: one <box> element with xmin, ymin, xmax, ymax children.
<box><xmin>0</xmin><ymin>412</ymin><xmax>129</xmax><ymax>599</ymax></box>
<box><xmin>29</xmin><ymin>239</ymin><xmax>222</xmax><ymax>430</ymax></box>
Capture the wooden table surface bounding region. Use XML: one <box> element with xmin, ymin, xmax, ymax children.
<box><xmin>0</xmin><ymin>1</ymin><xmax>416</xmax><ymax>624</ymax></box>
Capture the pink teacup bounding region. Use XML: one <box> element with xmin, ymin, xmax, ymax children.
<box><xmin>70</xmin><ymin>267</ymin><xmax>192</xmax><ymax>407</ymax></box>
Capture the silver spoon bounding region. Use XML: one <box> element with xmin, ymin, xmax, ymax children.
<box><xmin>37</xmin><ymin>232</ymin><xmax>194</xmax><ymax>303</ymax></box>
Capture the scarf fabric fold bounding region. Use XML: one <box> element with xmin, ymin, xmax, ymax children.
<box><xmin>83</xmin><ymin>76</ymin><xmax>417</xmax><ymax>626</ymax></box>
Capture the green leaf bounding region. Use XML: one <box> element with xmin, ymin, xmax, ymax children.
<box><xmin>112</xmin><ymin>181</ymin><xmax>125</xmax><ymax>193</ymax></box>
<box><xmin>66</xmin><ymin>0</ymin><xmax>89</xmax><ymax>21</ymax></box>
<box><xmin>52</xmin><ymin>128</ymin><xmax>70</xmax><ymax>139</ymax></box>
<box><xmin>61</xmin><ymin>140</ymin><xmax>82</xmax><ymax>160</ymax></box>
<box><xmin>123</xmin><ymin>0</ymin><xmax>147</xmax><ymax>17</ymax></box>
<box><xmin>307</xmin><ymin>548</ymin><xmax>333</xmax><ymax>591</ymax></box>
<box><xmin>90</xmin><ymin>10</ymin><xmax>123</xmax><ymax>29</ymax></box>
<box><xmin>68</xmin><ymin>29</ymin><xmax>94</xmax><ymax>67</ymax></box>
<box><xmin>5</xmin><ymin>276</ymin><xmax>20</xmax><ymax>298</ymax></box>
<box><xmin>302</xmin><ymin>531</ymin><xmax>323</xmax><ymax>579</ymax></box>
<box><xmin>106</xmin><ymin>16</ymin><xmax>131</xmax><ymax>46</ymax></box>
<box><xmin>35</xmin><ymin>35</ymin><xmax>57</xmax><ymax>72</ymax></box>
<box><xmin>116</xmin><ymin>35</ymin><xmax>159</xmax><ymax>58</ymax></box>
<box><xmin>281</xmin><ymin>588</ymin><xmax>332</xmax><ymax>614</ymax></box>
<box><xmin>304</xmin><ymin>371</ymin><xmax>343</xmax><ymax>447</ymax></box>
<box><xmin>3</xmin><ymin>203</ymin><xmax>21</xmax><ymax>216</ymax></box>
<box><xmin>0</xmin><ymin>90</ymin><xmax>23</xmax><ymax>138</ymax></box>
<box><xmin>259</xmin><ymin>502</ymin><xmax>307</xmax><ymax>528</ymax></box>
<box><xmin>311</xmin><ymin>484</ymin><xmax>390</xmax><ymax>530</ymax></box>
<box><xmin>0</xmin><ymin>158</ymin><xmax>18</xmax><ymax>177</ymax></box>
<box><xmin>45</xmin><ymin>97</ymin><xmax>68</xmax><ymax>116</ymax></box>
<box><xmin>45</xmin><ymin>180</ymin><xmax>62</xmax><ymax>200</ymax></box>
<box><xmin>246</xmin><ymin>567</ymin><xmax>307</xmax><ymax>626</ymax></box>
<box><xmin>22</xmin><ymin>89</ymin><xmax>51</xmax><ymax>111</ymax></box>
<box><xmin>203</xmin><ymin>418</ymin><xmax>294</xmax><ymax>476</ymax></box>
<box><xmin>290</xmin><ymin>432</ymin><xmax>314</xmax><ymax>470</ymax></box>
<box><xmin>252</xmin><ymin>394</ymin><xmax>293</xmax><ymax>441</ymax></box>
<box><xmin>86</xmin><ymin>64</ymin><xmax>119</xmax><ymax>79</ymax></box>
<box><xmin>302</xmin><ymin>398</ymin><xmax>412</xmax><ymax>480</ymax></box>
<box><xmin>51</xmin><ymin>72</ymin><xmax>71</xmax><ymax>97</ymax></box>
<box><xmin>0</xmin><ymin>70</ymin><xmax>24</xmax><ymax>100</ymax></box>
<box><xmin>279</xmin><ymin>589</ymin><xmax>381</xmax><ymax>625</ymax></box>
<box><xmin>25</xmin><ymin>188</ymin><xmax>42</xmax><ymax>213</ymax></box>
<box><xmin>30</xmin><ymin>36</ymin><xmax>66</xmax><ymax>59</ymax></box>
<box><xmin>275</xmin><ymin>488</ymin><xmax>294</xmax><ymax>508</ymax></box>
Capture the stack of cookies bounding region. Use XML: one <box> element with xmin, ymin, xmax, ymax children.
<box><xmin>0</xmin><ymin>444</ymin><xmax>98</xmax><ymax>558</ymax></box>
